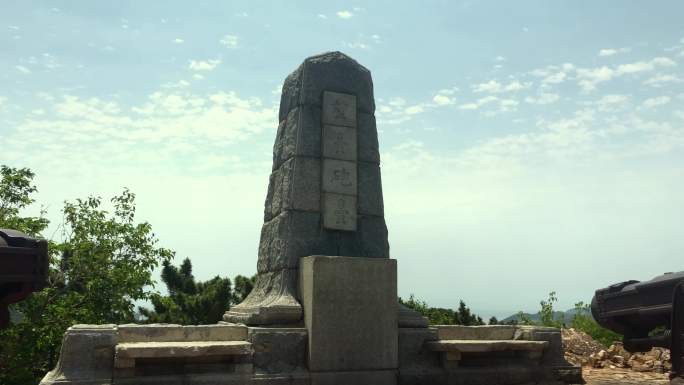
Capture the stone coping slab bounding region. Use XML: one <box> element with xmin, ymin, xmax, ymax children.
<box><xmin>425</xmin><ymin>339</ymin><xmax>548</xmax><ymax>353</ymax></box>
<box><xmin>117</xmin><ymin>323</ymin><xmax>248</xmax><ymax>342</ymax></box>
<box><xmin>115</xmin><ymin>341</ymin><xmax>253</xmax><ymax>360</ymax></box>
<box><xmin>435</xmin><ymin>325</ymin><xmax>559</xmax><ymax>341</ymax></box>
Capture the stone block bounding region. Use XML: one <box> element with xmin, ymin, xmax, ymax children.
<box><xmin>357</xmin><ymin>112</ymin><xmax>380</xmax><ymax>164</ymax></box>
<box><xmin>322</xmin><ymin>159</ymin><xmax>357</xmax><ymax>196</ymax></box>
<box><xmin>117</xmin><ymin>324</ymin><xmax>248</xmax><ymax>343</ymax></box>
<box><xmin>322</xmin><ymin>91</ymin><xmax>357</xmax><ymax>127</ymax></box>
<box><xmin>39</xmin><ymin>324</ymin><xmax>117</xmax><ymax>385</ymax></box>
<box><xmin>257</xmin><ymin>211</ymin><xmax>337</xmax><ymax>273</ymax></box>
<box><xmin>273</xmin><ymin>106</ymin><xmax>322</xmax><ymax>170</ymax></box>
<box><xmin>279</xmin><ymin>52</ymin><xmax>375</xmax><ymax>121</ymax></box>
<box><xmin>398</xmin><ymin>328</ymin><xmax>441</xmax><ymax>371</ymax></box>
<box><xmin>248</xmin><ymin>327</ymin><xmax>307</xmax><ymax>374</ymax></box>
<box><xmin>299</xmin><ymin>256</ymin><xmax>398</xmax><ymax>371</ymax></box>
<box><xmin>436</xmin><ymin>325</ymin><xmax>518</xmax><ymax>340</ymax></box>
<box><xmin>310</xmin><ymin>370</ymin><xmax>397</xmax><ymax>385</ymax></box>
<box><xmin>513</xmin><ymin>326</ymin><xmax>569</xmax><ymax>367</ymax></box>
<box><xmin>115</xmin><ymin>341</ymin><xmax>252</xmax><ymax>361</ymax></box>
<box><xmin>224</xmin><ymin>268</ymin><xmax>302</xmax><ymax>325</ymax></box>
<box><xmin>358</xmin><ymin>162</ymin><xmax>384</xmax><ymax>216</ymax></box>
<box><xmin>322</xmin><ymin>193</ymin><xmax>357</xmax><ymax>231</ymax></box>
<box><xmin>337</xmin><ymin>215</ymin><xmax>390</xmax><ymax>258</ymax></box>
<box><xmin>322</xmin><ymin>125</ymin><xmax>357</xmax><ymax>161</ymax></box>
<box><xmin>265</xmin><ymin>157</ymin><xmax>321</xmax><ymax>221</ymax></box>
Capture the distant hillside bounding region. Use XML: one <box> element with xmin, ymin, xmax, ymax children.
<box><xmin>502</xmin><ymin>308</ymin><xmax>591</xmax><ymax>324</ymax></box>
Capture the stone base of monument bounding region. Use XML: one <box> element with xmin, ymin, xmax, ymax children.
<box><xmin>40</xmin><ymin>260</ymin><xmax>581</xmax><ymax>385</ymax></box>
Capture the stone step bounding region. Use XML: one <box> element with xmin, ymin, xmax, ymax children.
<box><xmin>115</xmin><ymin>341</ymin><xmax>253</xmax><ymax>368</ymax></box>
<box><xmin>425</xmin><ymin>339</ymin><xmax>548</xmax><ymax>353</ymax></box>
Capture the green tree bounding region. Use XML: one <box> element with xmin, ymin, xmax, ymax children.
<box><xmin>399</xmin><ymin>295</ymin><xmax>484</xmax><ymax>325</ymax></box>
<box><xmin>539</xmin><ymin>291</ymin><xmax>563</xmax><ymax>328</ymax></box>
<box><xmin>488</xmin><ymin>316</ymin><xmax>499</xmax><ymax>325</ymax></box>
<box><xmin>138</xmin><ymin>258</ymin><xmax>255</xmax><ymax>324</ymax></box>
<box><xmin>0</xmin><ymin>166</ymin><xmax>173</xmax><ymax>385</ymax></box>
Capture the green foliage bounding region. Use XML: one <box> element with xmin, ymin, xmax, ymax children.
<box><xmin>399</xmin><ymin>295</ymin><xmax>484</xmax><ymax>326</ymax></box>
<box><xmin>0</xmin><ymin>165</ymin><xmax>173</xmax><ymax>385</ymax></box>
<box><xmin>539</xmin><ymin>291</ymin><xmax>564</xmax><ymax>328</ymax></box>
<box><xmin>138</xmin><ymin>258</ymin><xmax>255</xmax><ymax>324</ymax></box>
<box><xmin>488</xmin><ymin>316</ymin><xmax>498</xmax><ymax>325</ymax></box>
<box><xmin>570</xmin><ymin>301</ymin><xmax>622</xmax><ymax>347</ymax></box>
<box><xmin>0</xmin><ymin>166</ymin><xmax>49</xmax><ymax>236</ymax></box>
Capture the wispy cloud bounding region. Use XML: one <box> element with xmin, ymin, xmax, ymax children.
<box><xmin>336</xmin><ymin>10</ymin><xmax>353</xmax><ymax>19</ymax></box>
<box><xmin>220</xmin><ymin>35</ymin><xmax>239</xmax><ymax>48</ymax></box>
<box><xmin>641</xmin><ymin>96</ymin><xmax>671</xmax><ymax>109</ymax></box>
<box><xmin>173</xmin><ymin>38</ymin><xmax>184</xmax><ymax>44</ymax></box>
<box><xmin>598</xmin><ymin>47</ymin><xmax>631</xmax><ymax>57</ymax></box>
<box><xmin>188</xmin><ymin>59</ymin><xmax>221</xmax><ymax>71</ymax></box>
<box><xmin>525</xmin><ymin>93</ymin><xmax>560</xmax><ymax>105</ymax></box>
<box><xmin>576</xmin><ymin>57</ymin><xmax>676</xmax><ymax>91</ymax></box>
<box><xmin>15</xmin><ymin>65</ymin><xmax>31</xmax><ymax>74</ymax></box>
<box><xmin>472</xmin><ymin>80</ymin><xmax>530</xmax><ymax>94</ymax></box>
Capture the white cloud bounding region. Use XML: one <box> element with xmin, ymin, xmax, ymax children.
<box><xmin>317</xmin><ymin>14</ymin><xmax>327</xmax><ymax>19</ymax></box>
<box><xmin>525</xmin><ymin>93</ymin><xmax>560</xmax><ymax>105</ymax></box>
<box><xmin>336</xmin><ymin>10</ymin><xmax>353</xmax><ymax>19</ymax></box>
<box><xmin>433</xmin><ymin>94</ymin><xmax>455</xmax><ymax>106</ymax></box>
<box><xmin>575</xmin><ymin>57</ymin><xmax>676</xmax><ymax>92</ymax></box>
<box><xmin>173</xmin><ymin>38</ymin><xmax>184</xmax><ymax>44</ymax></box>
<box><xmin>188</xmin><ymin>59</ymin><xmax>221</xmax><ymax>71</ymax></box>
<box><xmin>643</xmin><ymin>74</ymin><xmax>682</xmax><ymax>87</ymax></box>
<box><xmin>641</xmin><ymin>96</ymin><xmax>671</xmax><ymax>109</ymax></box>
<box><xmin>593</xmin><ymin>94</ymin><xmax>629</xmax><ymax>111</ymax></box>
<box><xmin>543</xmin><ymin>72</ymin><xmax>567</xmax><ymax>85</ymax></box>
<box><xmin>15</xmin><ymin>65</ymin><xmax>31</xmax><ymax>74</ymax></box>
<box><xmin>405</xmin><ymin>105</ymin><xmax>425</xmax><ymax>115</ymax></box>
<box><xmin>220</xmin><ymin>35</ymin><xmax>239</xmax><ymax>48</ymax></box>
<box><xmin>344</xmin><ymin>41</ymin><xmax>369</xmax><ymax>50</ymax></box>
<box><xmin>598</xmin><ymin>47</ymin><xmax>631</xmax><ymax>57</ymax></box>
<box><xmin>0</xmin><ymin>96</ymin><xmax>6</xmax><ymax>107</ymax></box>
<box><xmin>472</xmin><ymin>80</ymin><xmax>530</xmax><ymax>94</ymax></box>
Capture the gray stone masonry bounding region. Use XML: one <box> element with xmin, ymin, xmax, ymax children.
<box><xmin>299</xmin><ymin>256</ymin><xmax>398</xmax><ymax>372</ymax></box>
<box><xmin>224</xmin><ymin>51</ymin><xmax>392</xmax><ymax>326</ymax></box>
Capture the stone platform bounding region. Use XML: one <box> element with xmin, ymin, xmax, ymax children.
<box><xmin>40</xmin><ymin>322</ymin><xmax>581</xmax><ymax>385</ymax></box>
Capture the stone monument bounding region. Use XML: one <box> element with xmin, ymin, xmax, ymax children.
<box><xmin>223</xmin><ymin>51</ymin><xmax>426</xmax><ymax>328</ymax></box>
<box><xmin>39</xmin><ymin>51</ymin><xmax>582</xmax><ymax>385</ymax></box>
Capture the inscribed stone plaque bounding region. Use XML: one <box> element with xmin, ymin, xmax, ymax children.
<box><xmin>322</xmin><ymin>193</ymin><xmax>357</xmax><ymax>231</ymax></box>
<box><xmin>322</xmin><ymin>159</ymin><xmax>357</xmax><ymax>196</ymax></box>
<box><xmin>323</xmin><ymin>125</ymin><xmax>357</xmax><ymax>161</ymax></box>
<box><xmin>322</xmin><ymin>91</ymin><xmax>357</xmax><ymax>127</ymax></box>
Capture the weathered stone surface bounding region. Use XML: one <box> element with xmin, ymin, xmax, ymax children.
<box><xmin>226</xmin><ymin>52</ymin><xmax>386</xmax><ymax>326</ymax></box>
<box><xmin>272</xmin><ymin>105</ymin><xmax>322</xmax><ymax>171</ymax></box>
<box><xmin>39</xmin><ymin>324</ymin><xmax>117</xmax><ymax>385</ymax></box>
<box><xmin>322</xmin><ymin>158</ymin><xmax>357</xmax><ymax>195</ymax></box>
<box><xmin>399</xmin><ymin>304</ymin><xmax>430</xmax><ymax>328</ymax></box>
<box><xmin>358</xmin><ymin>162</ymin><xmax>384</xmax><ymax>216</ymax></box>
<box><xmin>322</xmin><ymin>91</ymin><xmax>357</xmax><ymax>127</ymax></box>
<box><xmin>117</xmin><ymin>324</ymin><xmax>247</xmax><ymax>343</ymax></box>
<box><xmin>310</xmin><ymin>370</ymin><xmax>397</xmax><ymax>385</ymax></box>
<box><xmin>436</xmin><ymin>325</ymin><xmax>519</xmax><ymax>340</ymax></box>
<box><xmin>279</xmin><ymin>52</ymin><xmax>375</xmax><ymax>122</ymax></box>
<box><xmin>256</xmin><ymin>211</ymin><xmax>337</xmax><ymax>273</ymax></box>
<box><xmin>426</xmin><ymin>339</ymin><xmax>549</xmax><ymax>353</ymax></box>
<box><xmin>358</xmin><ymin>112</ymin><xmax>380</xmax><ymax>164</ymax></box>
<box><xmin>398</xmin><ymin>328</ymin><xmax>440</xmax><ymax>370</ymax></box>
<box><xmin>248</xmin><ymin>327</ymin><xmax>307</xmax><ymax>374</ymax></box>
<box><xmin>264</xmin><ymin>157</ymin><xmax>321</xmax><ymax>221</ymax></box>
<box><xmin>115</xmin><ymin>341</ymin><xmax>252</xmax><ymax>361</ymax></box>
<box><xmin>299</xmin><ymin>256</ymin><xmax>397</xmax><ymax>371</ymax></box>
<box><xmin>322</xmin><ymin>125</ymin><xmax>357</xmax><ymax>161</ymax></box>
<box><xmin>514</xmin><ymin>326</ymin><xmax>569</xmax><ymax>367</ymax></box>
<box><xmin>322</xmin><ymin>193</ymin><xmax>357</xmax><ymax>231</ymax></box>
<box><xmin>337</xmin><ymin>215</ymin><xmax>390</xmax><ymax>258</ymax></box>
<box><xmin>224</xmin><ymin>268</ymin><xmax>302</xmax><ymax>325</ymax></box>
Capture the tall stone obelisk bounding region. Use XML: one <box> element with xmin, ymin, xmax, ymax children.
<box><xmin>224</xmin><ymin>52</ymin><xmax>426</xmax><ymax>327</ymax></box>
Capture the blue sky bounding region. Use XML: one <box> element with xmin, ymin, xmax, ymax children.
<box><xmin>1</xmin><ymin>1</ymin><xmax>683</xmax><ymax>319</ymax></box>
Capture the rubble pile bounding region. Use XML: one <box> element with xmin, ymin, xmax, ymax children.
<box><xmin>561</xmin><ymin>328</ymin><xmax>672</xmax><ymax>374</ymax></box>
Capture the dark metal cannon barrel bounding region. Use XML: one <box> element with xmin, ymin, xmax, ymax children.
<box><xmin>0</xmin><ymin>228</ymin><xmax>48</xmax><ymax>328</ymax></box>
<box><xmin>591</xmin><ymin>271</ymin><xmax>684</xmax><ymax>380</ymax></box>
